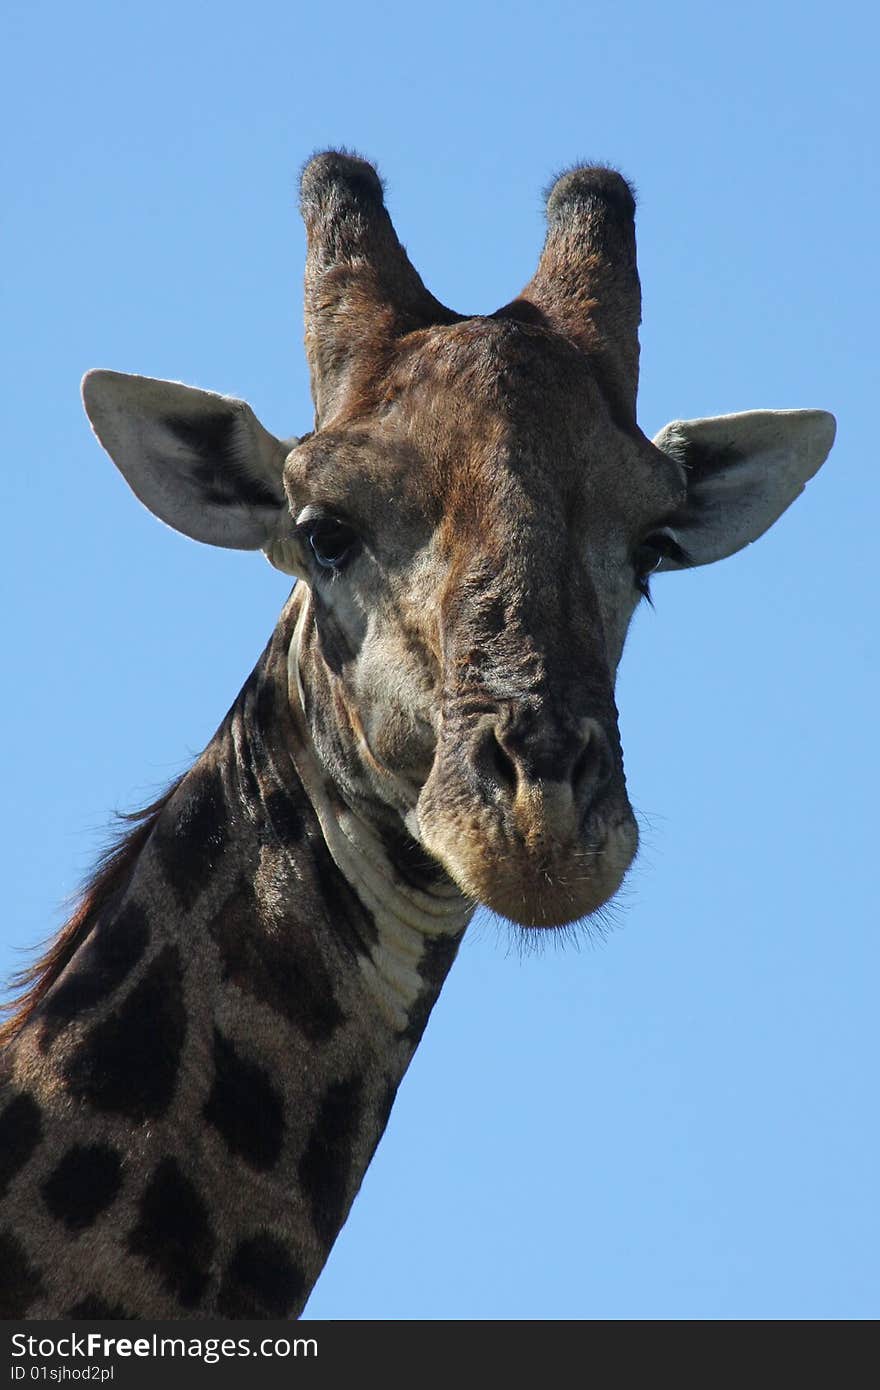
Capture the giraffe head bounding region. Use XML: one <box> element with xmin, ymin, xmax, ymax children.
<box><xmin>82</xmin><ymin>153</ymin><xmax>834</xmax><ymax>928</ymax></box>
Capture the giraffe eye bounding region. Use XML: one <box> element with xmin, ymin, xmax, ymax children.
<box><xmin>304</xmin><ymin>517</ymin><xmax>358</xmax><ymax>571</ymax></box>
<box><xmin>633</xmin><ymin>528</ymin><xmax>687</xmax><ymax>601</ymax></box>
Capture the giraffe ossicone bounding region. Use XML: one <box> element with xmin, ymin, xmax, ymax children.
<box><xmin>0</xmin><ymin>152</ymin><xmax>835</xmax><ymax>1319</ymax></box>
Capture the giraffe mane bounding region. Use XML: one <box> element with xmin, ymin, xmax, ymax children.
<box><xmin>0</xmin><ymin>778</ymin><xmax>184</xmax><ymax>1046</ymax></box>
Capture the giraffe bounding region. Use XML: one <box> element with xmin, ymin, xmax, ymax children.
<box><xmin>0</xmin><ymin>152</ymin><xmax>835</xmax><ymax>1319</ymax></box>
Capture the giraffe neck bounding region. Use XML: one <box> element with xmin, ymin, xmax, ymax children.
<box><xmin>0</xmin><ymin>586</ymin><xmax>471</xmax><ymax>1320</ymax></box>
<box><xmin>283</xmin><ymin>589</ymin><xmax>471</xmax><ymax>1030</ymax></box>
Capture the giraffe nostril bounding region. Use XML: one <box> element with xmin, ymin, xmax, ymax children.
<box><xmin>572</xmin><ymin>742</ymin><xmax>593</xmax><ymax>792</ymax></box>
<box><xmin>473</xmin><ymin>723</ymin><xmax>518</xmax><ymax>795</ymax></box>
<box><xmin>471</xmin><ymin>715</ymin><xmax>614</xmax><ymax>808</ymax></box>
<box><xmin>492</xmin><ymin>733</ymin><xmax>517</xmax><ymax>789</ymax></box>
<box><xmin>570</xmin><ymin>721</ymin><xmax>614</xmax><ymax>808</ymax></box>
<box><xmin>487</xmin><ymin>730</ymin><xmax>518</xmax><ymax>793</ymax></box>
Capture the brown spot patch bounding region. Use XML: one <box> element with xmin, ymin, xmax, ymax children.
<box><xmin>203</xmin><ymin>1028</ymin><xmax>285</xmax><ymax>1171</ymax></box>
<box><xmin>39</xmin><ymin>901</ymin><xmax>151</xmax><ymax>1052</ymax></box>
<box><xmin>42</xmin><ymin>1143</ymin><xmax>123</xmax><ymax>1233</ymax></box>
<box><xmin>62</xmin><ymin>945</ymin><xmax>186</xmax><ymax>1120</ymax></box>
<box><xmin>155</xmin><ymin>765</ymin><xmax>228</xmax><ymax>911</ymax></box>
<box><xmin>127</xmin><ymin>1158</ymin><xmax>215</xmax><ymax>1310</ymax></box>
<box><xmin>0</xmin><ymin>1230</ymin><xmax>44</xmax><ymax>1317</ymax></box>
<box><xmin>298</xmin><ymin>1075</ymin><xmax>364</xmax><ymax>1247</ymax></box>
<box><xmin>400</xmin><ymin>931</ymin><xmax>463</xmax><ymax>1044</ymax></box>
<box><xmin>0</xmin><ymin>1091</ymin><xmax>42</xmax><ymax>1198</ymax></box>
<box><xmin>217</xmin><ymin>1234</ymin><xmax>307</xmax><ymax>1318</ymax></box>
<box><xmin>209</xmin><ymin>880</ymin><xmax>345</xmax><ymax>1042</ymax></box>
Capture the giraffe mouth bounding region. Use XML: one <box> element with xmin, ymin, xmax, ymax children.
<box><xmin>415</xmin><ymin>772</ymin><xmax>639</xmax><ymax>928</ymax></box>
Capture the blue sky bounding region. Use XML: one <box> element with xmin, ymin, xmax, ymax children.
<box><xmin>2</xmin><ymin>0</ymin><xmax>876</xmax><ymax>1318</ymax></box>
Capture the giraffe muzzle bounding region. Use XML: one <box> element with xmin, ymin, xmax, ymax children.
<box><xmin>415</xmin><ymin>707</ymin><xmax>638</xmax><ymax>927</ymax></box>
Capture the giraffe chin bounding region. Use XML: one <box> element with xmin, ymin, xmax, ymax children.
<box><xmin>418</xmin><ymin>815</ymin><xmax>639</xmax><ymax>930</ymax></box>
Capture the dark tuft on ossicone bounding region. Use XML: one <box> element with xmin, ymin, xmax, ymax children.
<box><xmin>544</xmin><ymin>164</ymin><xmax>636</xmax><ymax>225</ymax></box>
<box><xmin>300</xmin><ymin>150</ymin><xmax>385</xmax><ymax>215</ymax></box>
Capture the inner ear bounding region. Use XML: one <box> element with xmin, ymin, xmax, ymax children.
<box><xmin>82</xmin><ymin>370</ymin><xmax>296</xmax><ymax>553</ymax></box>
<box><xmin>652</xmin><ymin>408</ymin><xmax>836</xmax><ymax>569</ymax></box>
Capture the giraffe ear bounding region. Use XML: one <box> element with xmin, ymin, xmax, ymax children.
<box><xmin>651</xmin><ymin>409</ymin><xmax>836</xmax><ymax>569</ymax></box>
<box><xmin>82</xmin><ymin>370</ymin><xmax>296</xmax><ymax>559</ymax></box>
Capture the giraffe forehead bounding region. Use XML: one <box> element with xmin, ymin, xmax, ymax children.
<box><xmin>392</xmin><ymin>316</ymin><xmax>608</xmax><ymax>477</ymax></box>
<box><xmin>291</xmin><ymin>317</ymin><xmax>682</xmax><ymax>540</ymax></box>
<box><xmin>293</xmin><ymin>353</ymin><xmax>597</xmax><ymax>530</ymax></box>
